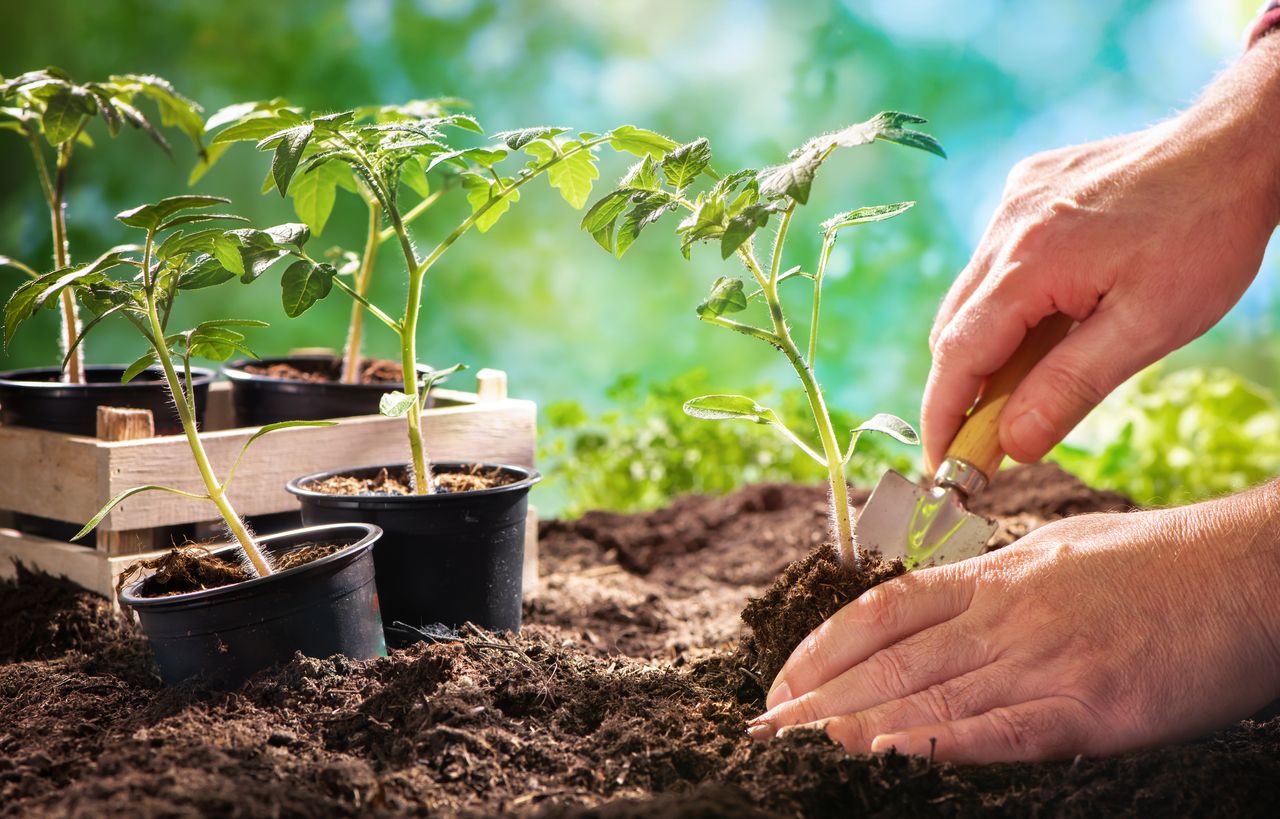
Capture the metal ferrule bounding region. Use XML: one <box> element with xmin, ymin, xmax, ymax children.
<box><xmin>934</xmin><ymin>458</ymin><xmax>989</xmax><ymax>497</ymax></box>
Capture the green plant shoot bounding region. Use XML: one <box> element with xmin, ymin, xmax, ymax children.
<box><xmin>208</xmin><ymin>103</ymin><xmax>678</xmax><ymax>495</ymax></box>
<box><xmin>581</xmin><ymin>113</ymin><xmax>945</xmax><ymax>566</ymax></box>
<box><xmin>1</xmin><ymin>195</ymin><xmax>336</xmax><ymax>576</ymax></box>
<box><xmin>197</xmin><ymin>98</ymin><xmax>472</xmax><ymax>384</ymax></box>
<box><xmin>0</xmin><ymin>68</ymin><xmax>205</xmax><ymax>384</ymax></box>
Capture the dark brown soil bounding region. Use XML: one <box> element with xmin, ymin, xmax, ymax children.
<box><xmin>306</xmin><ymin>464</ymin><xmax>518</xmax><ymax>497</ymax></box>
<box><xmin>122</xmin><ymin>542</ymin><xmax>349</xmax><ymax>598</ymax></box>
<box><xmin>243</xmin><ymin>357</ymin><xmax>403</xmax><ymax>384</ymax></box>
<box><xmin>2</xmin><ymin>464</ymin><xmax>1275</xmax><ymax>817</ymax></box>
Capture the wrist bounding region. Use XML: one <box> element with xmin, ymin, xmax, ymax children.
<box><xmin>1170</xmin><ymin>35</ymin><xmax>1280</xmax><ymax>225</ymax></box>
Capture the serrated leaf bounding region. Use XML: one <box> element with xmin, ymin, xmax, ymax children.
<box><xmin>462</xmin><ymin>174</ymin><xmax>520</xmax><ymax>233</ymax></box>
<box><xmin>615</xmin><ymin>192</ymin><xmax>675</xmax><ymax>258</ymax></box>
<box><xmin>721</xmin><ymin>202</ymin><xmax>774</xmax><ymax>259</ymax></box>
<box><xmin>830</xmin><ymin>111</ymin><xmax>946</xmax><ymax>158</ymax></box>
<box><xmin>620</xmin><ymin>155</ymin><xmax>661</xmax><ymax>191</ymax></box>
<box><xmin>266</xmin><ymin>222</ymin><xmax>310</xmax><ymax>250</ymax></box>
<box><xmin>289</xmin><ymin>160</ymin><xmax>354</xmax><ymax>234</ymax></box>
<box><xmin>121</xmin><ymin>349</ymin><xmax>158</xmax><ymax>383</ymax></box>
<box><xmin>280</xmin><ymin>260</ymin><xmax>335</xmax><ymax>317</ymax></box>
<box><xmin>157</xmin><ymin>212</ymin><xmax>249</xmax><ymax>232</ymax></box>
<box><xmin>212</xmin><ymin>235</ymin><xmax>244</xmax><ymax>276</ymax></box>
<box><xmin>661</xmin><ymin>138</ymin><xmax>711</xmax><ymax>190</ymax></box>
<box><xmin>608</xmin><ymin>125</ymin><xmax>679</xmax><ymax>158</ymax></box>
<box><xmin>209</xmin><ymin>108</ymin><xmax>303</xmax><ymax>145</ymax></box>
<box><xmin>379</xmin><ymin>390</ymin><xmax>416</xmax><ymax>417</ymax></box>
<box><xmin>683</xmin><ymin>394</ymin><xmax>780</xmax><ymax>426</ymax></box>
<box><xmin>546</xmin><ymin>145</ymin><xmax>598</xmax><ymax>209</ymax></box>
<box><xmin>696</xmin><ymin>277</ymin><xmax>747</xmax><ymax>318</ymax></box>
<box><xmin>580</xmin><ymin>189</ymin><xmax>633</xmax><ymax>233</ymax></box>
<box><xmin>493</xmin><ymin>126</ymin><xmax>568</xmax><ymax>150</ymax></box>
<box><xmin>820</xmin><ymin>201</ymin><xmax>916</xmax><ymax>234</ymax></box>
<box><xmin>177</xmin><ymin>256</ymin><xmax>236</xmax><ymax>289</ymax></box>
<box><xmin>399</xmin><ymin>154</ymin><xmax>431</xmax><ymax>198</ymax></box>
<box><xmin>757</xmin><ymin>144</ymin><xmax>825</xmax><ymax>204</ymax></box>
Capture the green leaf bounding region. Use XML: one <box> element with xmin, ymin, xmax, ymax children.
<box><xmin>187</xmin><ymin>326</ymin><xmax>252</xmax><ymax>361</ymax></box>
<box><xmin>493</xmin><ymin>126</ymin><xmax>568</xmax><ymax>150</ymax></box>
<box><xmin>111</xmin><ymin>74</ymin><xmax>206</xmax><ymax>155</ymax></box>
<box><xmin>615</xmin><ymin>191</ymin><xmax>676</xmax><ymax>258</ymax></box>
<box><xmin>696</xmin><ymin>276</ymin><xmax>747</xmax><ymax>318</ymax></box>
<box><xmin>546</xmin><ymin>144</ymin><xmax>598</xmax><ymax>209</ymax></box>
<box><xmin>608</xmin><ymin>125</ymin><xmax>679</xmax><ymax>158</ymax></box>
<box><xmin>620</xmin><ymin>155</ymin><xmax>661</xmax><ymax>191</ymax></box>
<box><xmin>212</xmin><ymin>235</ymin><xmax>245</xmax><ymax>276</ymax></box>
<box><xmin>117</xmin><ymin>195</ymin><xmax>230</xmax><ymax>231</ymax></box>
<box><xmin>683</xmin><ymin>394</ymin><xmax>780</xmax><ymax>426</ymax></box>
<box><xmin>40</xmin><ymin>85</ymin><xmax>94</xmax><ymax>145</ymax></box>
<box><xmin>265</xmin><ymin>222</ymin><xmax>310</xmax><ymax>250</ymax></box>
<box><xmin>121</xmin><ymin>349</ymin><xmax>158</xmax><ymax>383</ymax></box>
<box><xmin>379</xmin><ymin>391</ymin><xmax>416</xmax><ymax>417</ymax></box>
<box><xmin>420</xmin><ymin>362</ymin><xmax>466</xmax><ymax>392</ymax></box>
<box><xmin>462</xmin><ymin>174</ymin><xmax>520</xmax><ymax>233</ymax></box>
<box><xmin>280</xmin><ymin>260</ymin><xmax>335</xmax><ymax>317</ymax></box>
<box><xmin>157</xmin><ymin>212</ymin><xmax>249</xmax><ymax>232</ymax></box>
<box><xmin>852</xmin><ymin>413</ymin><xmax>919</xmax><ymax>445</ymax></box>
<box><xmin>581</xmin><ymin>189</ymin><xmax>634</xmax><ymax>233</ymax></box>
<box><xmin>661</xmin><ymin>138</ymin><xmax>712</xmax><ymax>190</ymax></box>
<box><xmin>399</xmin><ymin>154</ymin><xmax>431</xmax><ymax>198</ymax></box>
<box><xmin>677</xmin><ymin>195</ymin><xmax>726</xmax><ymax>256</ymax></box>
<box><xmin>820</xmin><ymin>201</ymin><xmax>916</xmax><ymax>234</ymax></box>
<box><xmin>176</xmin><ymin>256</ymin><xmax>236</xmax><ymax>289</ymax></box>
<box><xmin>757</xmin><ymin>144</ymin><xmax>825</xmax><ymax>204</ymax></box>
<box><xmin>209</xmin><ymin>108</ymin><xmax>303</xmax><ymax>145</ymax></box>
<box><xmin>289</xmin><ymin>160</ymin><xmax>353</xmax><ymax>234</ymax></box>
<box><xmin>3</xmin><ymin>278</ymin><xmax>46</xmax><ymax>350</ymax></box>
<box><xmin>830</xmin><ymin>111</ymin><xmax>946</xmax><ymax>159</ymax></box>
<box><xmin>266</xmin><ymin>123</ymin><xmax>314</xmax><ymax>196</ymax></box>
<box><xmin>72</xmin><ymin>483</ymin><xmax>208</xmax><ymax>541</ymax></box>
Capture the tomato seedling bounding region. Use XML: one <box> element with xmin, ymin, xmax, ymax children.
<box><xmin>2</xmin><ymin>195</ymin><xmax>334</xmax><ymax>575</ymax></box>
<box><xmin>209</xmin><ymin>102</ymin><xmax>679</xmax><ymax>494</ymax></box>
<box><xmin>581</xmin><ymin>113</ymin><xmax>945</xmax><ymax>566</ymax></box>
<box><xmin>0</xmin><ymin>68</ymin><xmax>205</xmax><ymax>383</ymax></box>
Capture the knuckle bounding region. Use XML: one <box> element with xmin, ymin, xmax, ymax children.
<box><xmin>859</xmin><ymin>584</ymin><xmax>902</xmax><ymax>634</ymax></box>
<box><xmin>865</xmin><ymin>648</ymin><xmax>912</xmax><ymax>699</ymax></box>
<box><xmin>916</xmin><ymin>683</ymin><xmax>959</xmax><ymax>723</ymax></box>
<box><xmin>1037</xmin><ymin>359</ymin><xmax>1108</xmax><ymax>412</ymax></box>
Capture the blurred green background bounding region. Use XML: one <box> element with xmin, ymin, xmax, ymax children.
<box><xmin>2</xmin><ymin>0</ymin><xmax>1276</xmax><ymax>515</ymax></box>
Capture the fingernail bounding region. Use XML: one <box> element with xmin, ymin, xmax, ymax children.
<box><xmin>1007</xmin><ymin>410</ymin><xmax>1053</xmax><ymax>460</ymax></box>
<box><xmin>746</xmin><ymin>723</ymin><xmax>773</xmax><ymax>742</ymax></box>
<box><xmin>871</xmin><ymin>732</ymin><xmax>910</xmax><ymax>755</ymax></box>
<box><xmin>766</xmin><ymin>679</ymin><xmax>792</xmax><ymax>707</ymax></box>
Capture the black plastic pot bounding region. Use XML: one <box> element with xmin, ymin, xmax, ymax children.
<box><xmin>0</xmin><ymin>364</ymin><xmax>215</xmax><ymax>436</ymax></box>
<box><xmin>287</xmin><ymin>463</ymin><xmax>540</xmax><ymax>644</ymax></box>
<box><xmin>223</xmin><ymin>355</ymin><xmax>438</xmax><ymax>426</ymax></box>
<box><xmin>118</xmin><ymin>522</ymin><xmax>385</xmax><ymax>687</ymax></box>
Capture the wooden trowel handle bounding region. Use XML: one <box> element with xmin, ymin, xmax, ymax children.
<box><xmin>944</xmin><ymin>312</ymin><xmax>1075</xmax><ymax>481</ymax></box>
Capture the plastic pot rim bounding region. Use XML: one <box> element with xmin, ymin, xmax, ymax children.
<box><xmin>118</xmin><ymin>521</ymin><xmax>382</xmax><ymax>610</ymax></box>
<box><xmin>286</xmin><ymin>462</ymin><xmax>543</xmax><ymax>508</ymax></box>
<box><xmin>222</xmin><ymin>356</ymin><xmax>437</xmax><ymax>388</ymax></box>
<box><xmin>0</xmin><ymin>364</ymin><xmax>217</xmax><ymax>389</ymax></box>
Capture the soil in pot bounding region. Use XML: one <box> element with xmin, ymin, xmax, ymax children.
<box><xmin>223</xmin><ymin>355</ymin><xmax>443</xmax><ymax>425</ymax></box>
<box><xmin>118</xmin><ymin>524</ymin><xmax>385</xmax><ymax>686</ymax></box>
<box><xmin>289</xmin><ymin>463</ymin><xmax>538</xmax><ymax>640</ymax></box>
<box><xmin>8</xmin><ymin>465</ymin><xmax>1277</xmax><ymax>818</ymax></box>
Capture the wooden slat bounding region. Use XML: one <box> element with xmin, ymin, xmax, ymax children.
<box><xmin>96</xmin><ymin>407</ymin><xmax>161</xmax><ymax>554</ymax></box>
<box><xmin>98</xmin><ymin>398</ymin><xmax>537</xmax><ymax>530</ymax></box>
<box><xmin>0</xmin><ymin>428</ymin><xmax>104</xmax><ymax>524</ymax></box>
<box><xmin>0</xmin><ymin>527</ymin><xmax>116</xmax><ymax>599</ymax></box>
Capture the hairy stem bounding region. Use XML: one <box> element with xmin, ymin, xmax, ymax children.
<box><xmin>340</xmin><ymin>199</ymin><xmax>382</xmax><ymax>384</ymax></box>
<box><xmin>44</xmin><ymin>143</ymin><xmax>84</xmax><ymax>384</ymax></box>
<box><xmin>809</xmin><ymin>233</ymin><xmax>837</xmax><ymax>368</ymax></box>
<box><xmin>740</xmin><ymin>243</ymin><xmax>856</xmax><ymax>565</ymax></box>
<box><xmin>389</xmin><ymin>210</ymin><xmax>432</xmax><ymax>494</ymax></box>
<box><xmin>141</xmin><ymin>235</ymin><xmax>270</xmax><ymax>576</ymax></box>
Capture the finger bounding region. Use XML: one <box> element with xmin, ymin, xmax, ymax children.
<box><xmin>921</xmin><ymin>269</ymin><xmax>1057</xmax><ymax>472</ymax></box>
<box><xmin>863</xmin><ymin>696</ymin><xmax>1098</xmax><ymax>764</ymax></box>
<box><xmin>813</xmin><ymin>661</ymin><xmax>1024</xmax><ymax>751</ymax></box>
<box><xmin>754</xmin><ymin>615</ymin><xmax>996</xmax><ymax>733</ymax></box>
<box><xmin>765</xmin><ymin>564</ymin><xmax>975</xmax><ymax>710</ymax></box>
<box><xmin>997</xmin><ymin>304</ymin><xmax>1161</xmax><ymax>462</ymax></box>
<box><xmin>929</xmin><ymin>256</ymin><xmax>994</xmax><ymax>353</ymax></box>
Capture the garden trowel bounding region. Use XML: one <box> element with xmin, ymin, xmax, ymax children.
<box><xmin>857</xmin><ymin>313</ymin><xmax>1075</xmax><ymax>568</ymax></box>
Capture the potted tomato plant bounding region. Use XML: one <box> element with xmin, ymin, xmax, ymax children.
<box><xmin>246</xmin><ymin>112</ymin><xmax>677</xmax><ymax>640</ymax></box>
<box><xmin>3</xmin><ymin>194</ymin><xmax>386</xmax><ymax>686</ymax></box>
<box><xmin>0</xmin><ymin>68</ymin><xmax>217</xmax><ymax>435</ymax></box>
<box><xmin>582</xmin><ymin>113</ymin><xmax>945</xmax><ymax>567</ymax></box>
<box><xmin>195</xmin><ymin>99</ymin><xmax>473</xmax><ymax>424</ymax></box>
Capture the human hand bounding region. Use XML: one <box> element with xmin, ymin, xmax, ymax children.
<box><xmin>748</xmin><ymin>483</ymin><xmax>1280</xmax><ymax>763</ymax></box>
<box><xmin>922</xmin><ymin>38</ymin><xmax>1280</xmax><ymax>473</ymax></box>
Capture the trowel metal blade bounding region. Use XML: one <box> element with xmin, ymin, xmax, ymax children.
<box><xmin>855</xmin><ymin>470</ymin><xmax>997</xmax><ymax>568</ymax></box>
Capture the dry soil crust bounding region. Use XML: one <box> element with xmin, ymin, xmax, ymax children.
<box><xmin>2</xmin><ymin>464</ymin><xmax>1277</xmax><ymax>817</ymax></box>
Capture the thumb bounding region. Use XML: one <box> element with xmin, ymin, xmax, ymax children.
<box><xmin>998</xmin><ymin>307</ymin><xmax>1157</xmax><ymax>463</ymax></box>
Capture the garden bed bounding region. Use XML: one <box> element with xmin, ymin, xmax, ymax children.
<box><xmin>2</xmin><ymin>464</ymin><xmax>1277</xmax><ymax>817</ymax></box>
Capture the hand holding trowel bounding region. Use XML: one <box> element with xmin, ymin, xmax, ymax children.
<box><xmin>857</xmin><ymin>313</ymin><xmax>1075</xmax><ymax>568</ymax></box>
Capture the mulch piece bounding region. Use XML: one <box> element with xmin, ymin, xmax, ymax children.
<box><xmin>2</xmin><ymin>463</ymin><xmax>1275</xmax><ymax>817</ymax></box>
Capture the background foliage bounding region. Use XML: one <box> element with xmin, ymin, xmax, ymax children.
<box><xmin>2</xmin><ymin>0</ymin><xmax>1275</xmax><ymax>515</ymax></box>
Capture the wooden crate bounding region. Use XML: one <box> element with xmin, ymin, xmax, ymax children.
<box><xmin>0</xmin><ymin>368</ymin><xmax>541</xmax><ymax>601</ymax></box>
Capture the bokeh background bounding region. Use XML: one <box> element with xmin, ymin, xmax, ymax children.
<box><xmin>2</xmin><ymin>0</ymin><xmax>1276</xmax><ymax>515</ymax></box>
